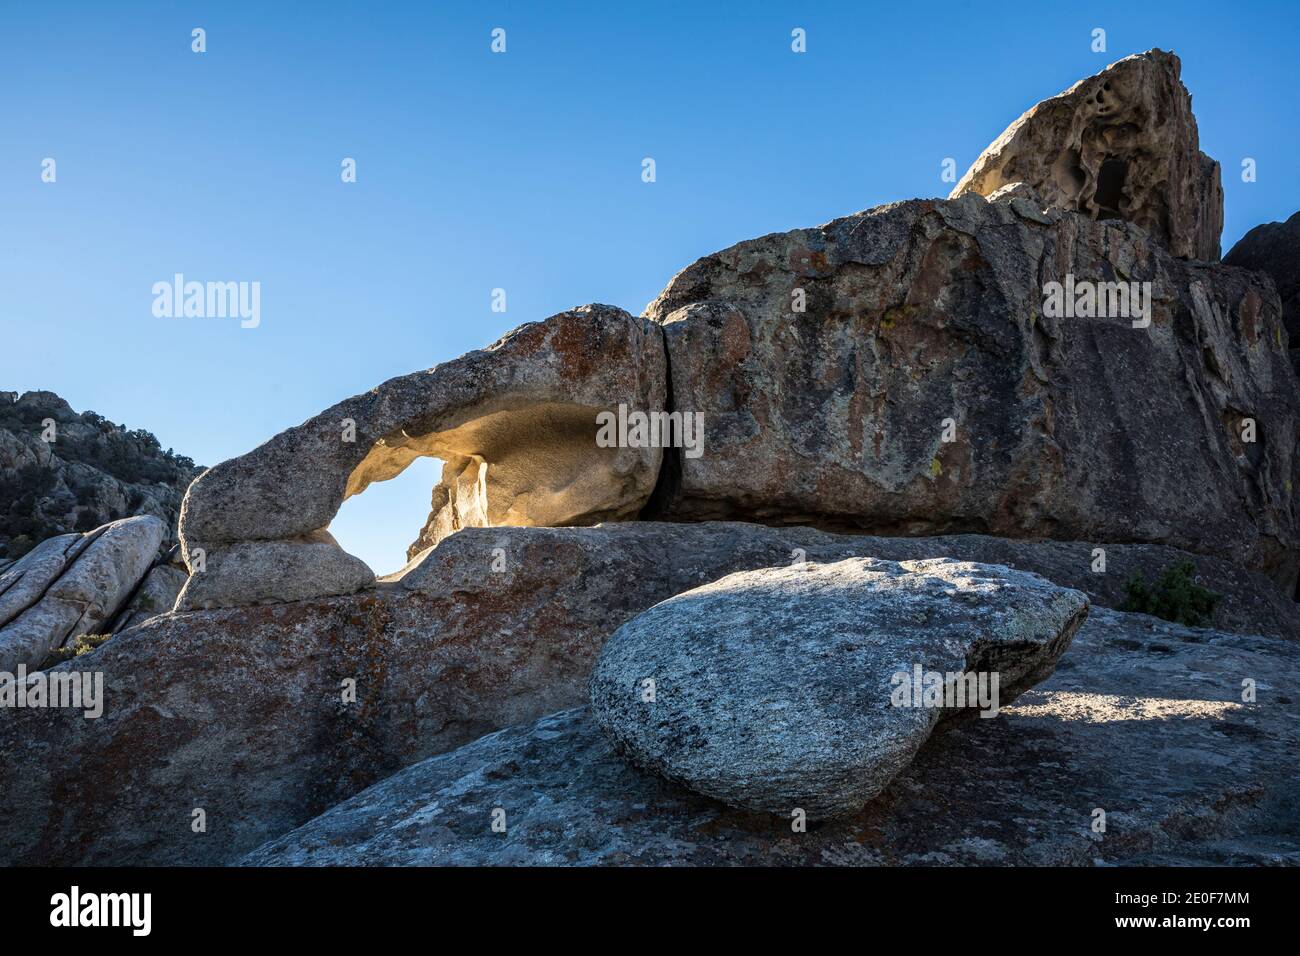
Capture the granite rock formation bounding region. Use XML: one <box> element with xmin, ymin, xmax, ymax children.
<box><xmin>644</xmin><ymin>192</ymin><xmax>1297</xmax><ymax>586</ymax></box>
<box><xmin>0</xmin><ymin>515</ymin><xmax>166</xmax><ymax>672</ymax></box>
<box><xmin>6</xmin><ymin>50</ymin><xmax>1296</xmax><ymax>871</ymax></box>
<box><xmin>177</xmin><ymin>304</ymin><xmax>665</xmax><ymax>607</ymax></box>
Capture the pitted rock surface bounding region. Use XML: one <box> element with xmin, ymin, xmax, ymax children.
<box><xmin>951</xmin><ymin>49</ymin><xmax>1222</xmax><ymax>261</ymax></box>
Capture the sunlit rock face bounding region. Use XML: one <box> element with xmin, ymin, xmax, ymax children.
<box><xmin>951</xmin><ymin>49</ymin><xmax>1223</xmax><ymax>262</ymax></box>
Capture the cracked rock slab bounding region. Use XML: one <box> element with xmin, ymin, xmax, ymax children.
<box><xmin>589</xmin><ymin>557</ymin><xmax>1088</xmax><ymax>819</ymax></box>
<box><xmin>0</xmin><ymin>516</ymin><xmax>164</xmax><ymax>671</ymax></box>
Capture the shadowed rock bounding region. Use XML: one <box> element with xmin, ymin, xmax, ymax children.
<box><xmin>2</xmin><ymin>521</ymin><xmax>1292</xmax><ymax>866</ymax></box>
<box><xmin>951</xmin><ymin>49</ymin><xmax>1223</xmax><ymax>261</ymax></box>
<box><xmin>109</xmin><ymin>563</ymin><xmax>187</xmax><ymax>632</ymax></box>
<box><xmin>1225</xmin><ymin>210</ymin><xmax>1300</xmax><ymax>370</ymax></box>
<box><xmin>240</xmin><ymin>607</ymin><xmax>1300</xmax><ymax>866</ymax></box>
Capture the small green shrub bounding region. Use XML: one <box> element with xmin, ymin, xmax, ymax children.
<box><xmin>1118</xmin><ymin>561</ymin><xmax>1221</xmax><ymax>627</ymax></box>
<box><xmin>38</xmin><ymin>633</ymin><xmax>112</xmax><ymax>670</ymax></box>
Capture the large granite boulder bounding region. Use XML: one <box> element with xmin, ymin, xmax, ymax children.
<box><xmin>644</xmin><ymin>192</ymin><xmax>1299</xmax><ymax>587</ymax></box>
<box><xmin>0</xmin><ymin>515</ymin><xmax>165</xmax><ymax>671</ymax></box>
<box><xmin>241</xmin><ymin>606</ymin><xmax>1300</xmax><ymax>866</ymax></box>
<box><xmin>590</xmin><ymin>558</ymin><xmax>1088</xmax><ymax>818</ymax></box>
<box><xmin>951</xmin><ymin>49</ymin><xmax>1222</xmax><ymax>261</ymax></box>
<box><xmin>2</xmin><ymin>521</ymin><xmax>1292</xmax><ymax>866</ymax></box>
<box><xmin>1225</xmin><ymin>210</ymin><xmax>1300</xmax><ymax>369</ymax></box>
<box><xmin>176</xmin><ymin>303</ymin><xmax>666</xmax><ymax>606</ymax></box>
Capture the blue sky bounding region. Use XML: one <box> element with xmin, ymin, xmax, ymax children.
<box><xmin>2</xmin><ymin>1</ymin><xmax>1298</xmax><ymax>573</ymax></box>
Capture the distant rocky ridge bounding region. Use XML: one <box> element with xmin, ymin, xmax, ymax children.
<box><xmin>0</xmin><ymin>390</ymin><xmax>200</xmax><ymax>563</ymax></box>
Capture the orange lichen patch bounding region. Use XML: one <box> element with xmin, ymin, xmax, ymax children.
<box><xmin>547</xmin><ymin>310</ymin><xmax>605</xmax><ymax>383</ymax></box>
<box><xmin>719</xmin><ymin>308</ymin><xmax>752</xmax><ymax>364</ymax></box>
<box><xmin>736</xmin><ymin>256</ymin><xmax>776</xmax><ymax>287</ymax></box>
<box><xmin>787</xmin><ymin>247</ymin><xmax>830</xmax><ymax>276</ymax></box>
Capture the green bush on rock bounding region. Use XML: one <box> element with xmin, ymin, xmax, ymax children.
<box><xmin>1118</xmin><ymin>561</ymin><xmax>1221</xmax><ymax>627</ymax></box>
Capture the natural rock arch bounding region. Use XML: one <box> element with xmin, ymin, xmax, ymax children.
<box><xmin>175</xmin><ymin>305</ymin><xmax>666</xmax><ymax>610</ymax></box>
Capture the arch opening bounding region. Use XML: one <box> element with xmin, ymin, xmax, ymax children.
<box><xmin>328</xmin><ymin>455</ymin><xmax>445</xmax><ymax>577</ymax></box>
<box><xmin>331</xmin><ymin>399</ymin><xmax>663</xmax><ymax>579</ymax></box>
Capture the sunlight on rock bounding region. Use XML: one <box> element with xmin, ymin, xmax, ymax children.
<box><xmin>1005</xmin><ymin>691</ymin><xmax>1242</xmax><ymax>723</ymax></box>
